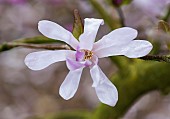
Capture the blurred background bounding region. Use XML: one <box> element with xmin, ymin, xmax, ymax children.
<box><xmin>0</xmin><ymin>0</ymin><xmax>170</xmax><ymax>119</ymax></box>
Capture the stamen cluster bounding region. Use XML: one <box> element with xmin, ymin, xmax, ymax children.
<box><xmin>81</xmin><ymin>49</ymin><xmax>93</xmax><ymax>60</ymax></box>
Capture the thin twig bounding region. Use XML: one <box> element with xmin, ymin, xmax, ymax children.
<box><xmin>7</xmin><ymin>42</ymin><xmax>72</xmax><ymax>50</ymax></box>
<box><xmin>0</xmin><ymin>42</ymin><xmax>72</xmax><ymax>52</ymax></box>
<box><xmin>140</xmin><ymin>55</ymin><xmax>170</xmax><ymax>63</ymax></box>
<box><xmin>0</xmin><ymin>36</ymin><xmax>68</xmax><ymax>52</ymax></box>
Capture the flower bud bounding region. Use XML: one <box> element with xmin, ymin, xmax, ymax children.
<box><xmin>112</xmin><ymin>0</ymin><xmax>123</xmax><ymax>7</ymax></box>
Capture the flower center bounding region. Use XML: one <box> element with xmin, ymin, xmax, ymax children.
<box><xmin>81</xmin><ymin>49</ymin><xmax>93</xmax><ymax>60</ymax></box>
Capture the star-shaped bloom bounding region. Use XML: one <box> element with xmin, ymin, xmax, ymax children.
<box><xmin>25</xmin><ymin>18</ymin><xmax>153</xmax><ymax>106</ymax></box>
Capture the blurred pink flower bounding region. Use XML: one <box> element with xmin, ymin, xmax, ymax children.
<box><xmin>132</xmin><ymin>0</ymin><xmax>170</xmax><ymax>19</ymax></box>
<box><xmin>0</xmin><ymin>0</ymin><xmax>26</xmax><ymax>4</ymax></box>
<box><xmin>25</xmin><ymin>18</ymin><xmax>153</xmax><ymax>106</ymax></box>
<box><xmin>46</xmin><ymin>0</ymin><xmax>64</xmax><ymax>5</ymax></box>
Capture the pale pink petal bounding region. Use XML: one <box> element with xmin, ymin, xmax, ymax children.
<box><xmin>59</xmin><ymin>68</ymin><xmax>83</xmax><ymax>100</ymax></box>
<box><xmin>25</xmin><ymin>50</ymin><xmax>74</xmax><ymax>70</ymax></box>
<box><xmin>38</xmin><ymin>20</ymin><xmax>79</xmax><ymax>49</ymax></box>
<box><xmin>84</xmin><ymin>60</ymin><xmax>92</xmax><ymax>67</ymax></box>
<box><xmin>90</xmin><ymin>65</ymin><xmax>118</xmax><ymax>106</ymax></box>
<box><xmin>75</xmin><ymin>47</ymin><xmax>85</xmax><ymax>61</ymax></box>
<box><xmin>90</xmin><ymin>55</ymin><xmax>99</xmax><ymax>67</ymax></box>
<box><xmin>66</xmin><ymin>58</ymin><xmax>85</xmax><ymax>70</ymax></box>
<box><xmin>66</xmin><ymin>50</ymin><xmax>76</xmax><ymax>60</ymax></box>
<box><xmin>94</xmin><ymin>40</ymin><xmax>152</xmax><ymax>58</ymax></box>
<box><xmin>93</xmin><ymin>27</ymin><xmax>137</xmax><ymax>51</ymax></box>
<box><xmin>133</xmin><ymin>0</ymin><xmax>169</xmax><ymax>17</ymax></box>
<box><xmin>79</xmin><ymin>18</ymin><xmax>104</xmax><ymax>50</ymax></box>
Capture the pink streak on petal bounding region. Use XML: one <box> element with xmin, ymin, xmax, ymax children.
<box><xmin>66</xmin><ymin>58</ymin><xmax>85</xmax><ymax>70</ymax></box>
<box><xmin>75</xmin><ymin>46</ymin><xmax>85</xmax><ymax>61</ymax></box>
<box><xmin>91</xmin><ymin>55</ymin><xmax>98</xmax><ymax>65</ymax></box>
<box><xmin>76</xmin><ymin>50</ymin><xmax>85</xmax><ymax>62</ymax></box>
<box><xmin>85</xmin><ymin>60</ymin><xmax>92</xmax><ymax>67</ymax></box>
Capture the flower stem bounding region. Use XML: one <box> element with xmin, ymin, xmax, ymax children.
<box><xmin>115</xmin><ymin>7</ymin><xmax>125</xmax><ymax>27</ymax></box>
<box><xmin>6</xmin><ymin>42</ymin><xmax>71</xmax><ymax>50</ymax></box>
<box><xmin>163</xmin><ymin>5</ymin><xmax>170</xmax><ymax>22</ymax></box>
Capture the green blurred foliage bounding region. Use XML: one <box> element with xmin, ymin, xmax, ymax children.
<box><xmin>31</xmin><ymin>58</ymin><xmax>170</xmax><ymax>119</ymax></box>
<box><xmin>30</xmin><ymin>111</ymin><xmax>90</xmax><ymax>119</ymax></box>
<box><xmin>158</xmin><ymin>20</ymin><xmax>170</xmax><ymax>34</ymax></box>
<box><xmin>91</xmin><ymin>59</ymin><xmax>170</xmax><ymax>119</ymax></box>
<box><xmin>121</xmin><ymin>0</ymin><xmax>133</xmax><ymax>5</ymax></box>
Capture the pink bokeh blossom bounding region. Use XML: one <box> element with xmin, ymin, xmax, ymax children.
<box><xmin>0</xmin><ymin>0</ymin><xmax>26</xmax><ymax>4</ymax></box>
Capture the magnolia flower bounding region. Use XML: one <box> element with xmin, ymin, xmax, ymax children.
<box><xmin>25</xmin><ymin>18</ymin><xmax>153</xmax><ymax>106</ymax></box>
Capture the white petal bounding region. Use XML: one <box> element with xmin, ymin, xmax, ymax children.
<box><xmin>123</xmin><ymin>40</ymin><xmax>153</xmax><ymax>58</ymax></box>
<box><xmin>25</xmin><ymin>50</ymin><xmax>73</xmax><ymax>70</ymax></box>
<box><xmin>38</xmin><ymin>20</ymin><xmax>79</xmax><ymax>49</ymax></box>
<box><xmin>95</xmin><ymin>79</ymin><xmax>118</xmax><ymax>107</ymax></box>
<box><xmin>94</xmin><ymin>44</ymin><xmax>125</xmax><ymax>58</ymax></box>
<box><xmin>94</xmin><ymin>40</ymin><xmax>153</xmax><ymax>58</ymax></box>
<box><xmin>91</xmin><ymin>55</ymin><xmax>99</xmax><ymax>65</ymax></box>
<box><xmin>59</xmin><ymin>68</ymin><xmax>83</xmax><ymax>100</ymax></box>
<box><xmin>93</xmin><ymin>27</ymin><xmax>137</xmax><ymax>51</ymax></box>
<box><xmin>90</xmin><ymin>65</ymin><xmax>102</xmax><ymax>87</ymax></box>
<box><xmin>90</xmin><ymin>65</ymin><xmax>118</xmax><ymax>106</ymax></box>
<box><xmin>79</xmin><ymin>18</ymin><xmax>104</xmax><ymax>50</ymax></box>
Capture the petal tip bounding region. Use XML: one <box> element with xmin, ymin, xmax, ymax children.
<box><xmin>38</xmin><ymin>20</ymin><xmax>50</xmax><ymax>24</ymax></box>
<box><xmin>124</xmin><ymin>27</ymin><xmax>138</xmax><ymax>36</ymax></box>
<box><xmin>124</xmin><ymin>40</ymin><xmax>153</xmax><ymax>58</ymax></box>
<box><xmin>24</xmin><ymin>54</ymin><xmax>42</xmax><ymax>71</ymax></box>
<box><xmin>84</xmin><ymin>18</ymin><xmax>104</xmax><ymax>25</ymax></box>
<box><xmin>101</xmin><ymin>91</ymin><xmax>118</xmax><ymax>107</ymax></box>
<box><xmin>38</xmin><ymin>20</ymin><xmax>48</xmax><ymax>27</ymax></box>
<box><xmin>24</xmin><ymin>54</ymin><xmax>34</xmax><ymax>70</ymax></box>
<box><xmin>59</xmin><ymin>88</ymin><xmax>71</xmax><ymax>100</ymax></box>
<box><xmin>38</xmin><ymin>20</ymin><xmax>48</xmax><ymax>31</ymax></box>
